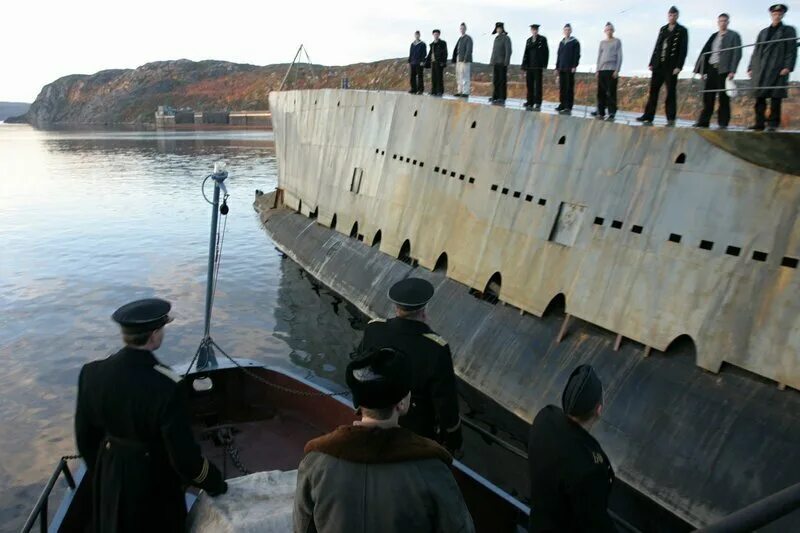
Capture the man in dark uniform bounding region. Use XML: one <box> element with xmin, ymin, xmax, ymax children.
<box><xmin>748</xmin><ymin>4</ymin><xmax>797</xmax><ymax>131</ymax></box>
<box><xmin>637</xmin><ymin>6</ymin><xmax>689</xmax><ymax>126</ymax></box>
<box><xmin>528</xmin><ymin>365</ymin><xmax>616</xmax><ymax>533</ymax></box>
<box><xmin>522</xmin><ymin>24</ymin><xmax>549</xmax><ymax>111</ymax></box>
<box><xmin>426</xmin><ymin>30</ymin><xmax>448</xmax><ymax>96</ymax></box>
<box><xmin>75</xmin><ymin>298</ymin><xmax>227</xmax><ymax>532</ymax></box>
<box><xmin>357</xmin><ymin>278</ymin><xmax>463</xmax><ymax>453</ymax></box>
<box><xmin>489</xmin><ymin>22</ymin><xmax>513</xmax><ymax>105</ymax></box>
<box><xmin>408</xmin><ymin>31</ymin><xmax>427</xmax><ymax>95</ymax></box>
<box><xmin>555</xmin><ymin>23</ymin><xmax>581</xmax><ymax>115</ymax></box>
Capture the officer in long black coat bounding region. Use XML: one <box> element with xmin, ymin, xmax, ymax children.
<box><xmin>75</xmin><ymin>298</ymin><xmax>227</xmax><ymax>532</ymax></box>
<box><xmin>748</xmin><ymin>4</ymin><xmax>797</xmax><ymax>131</ymax></box>
<box><xmin>528</xmin><ymin>365</ymin><xmax>616</xmax><ymax>533</ymax></box>
<box><xmin>357</xmin><ymin>278</ymin><xmax>463</xmax><ymax>452</ymax></box>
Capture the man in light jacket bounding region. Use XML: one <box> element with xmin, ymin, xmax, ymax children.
<box><xmin>556</xmin><ymin>23</ymin><xmax>581</xmax><ymax>114</ymax></box>
<box><xmin>489</xmin><ymin>22</ymin><xmax>512</xmax><ymax>105</ymax></box>
<box><xmin>592</xmin><ymin>22</ymin><xmax>622</xmax><ymax>121</ymax></box>
<box><xmin>408</xmin><ymin>31</ymin><xmax>427</xmax><ymax>95</ymax></box>
<box><xmin>748</xmin><ymin>4</ymin><xmax>797</xmax><ymax>131</ymax></box>
<box><xmin>293</xmin><ymin>348</ymin><xmax>475</xmax><ymax>533</ymax></box>
<box><xmin>693</xmin><ymin>13</ymin><xmax>742</xmax><ymax>129</ymax></box>
<box><xmin>452</xmin><ymin>22</ymin><xmax>473</xmax><ymax>97</ymax></box>
<box><xmin>522</xmin><ymin>24</ymin><xmax>549</xmax><ymax>111</ymax></box>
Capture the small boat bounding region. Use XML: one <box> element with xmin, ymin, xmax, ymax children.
<box><xmin>21</xmin><ymin>164</ymin><xmax>529</xmax><ymax>533</ymax></box>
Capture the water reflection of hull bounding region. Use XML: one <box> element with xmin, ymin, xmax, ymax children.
<box><xmin>255</xmin><ymin>196</ymin><xmax>800</xmax><ymax>531</ymax></box>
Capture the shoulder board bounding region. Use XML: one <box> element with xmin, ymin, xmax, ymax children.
<box><xmin>368</xmin><ymin>318</ymin><xmax>386</xmax><ymax>325</ymax></box>
<box><xmin>422</xmin><ymin>333</ymin><xmax>448</xmax><ymax>347</ymax></box>
<box><xmin>153</xmin><ymin>364</ymin><xmax>182</xmax><ymax>383</ymax></box>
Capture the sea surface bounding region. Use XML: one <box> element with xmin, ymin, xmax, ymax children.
<box><xmin>0</xmin><ymin>125</ymin><xmax>362</xmax><ymax>531</ymax></box>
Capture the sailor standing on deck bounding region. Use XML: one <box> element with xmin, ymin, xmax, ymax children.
<box><xmin>409</xmin><ymin>31</ymin><xmax>427</xmax><ymax>95</ymax></box>
<box><xmin>636</xmin><ymin>6</ymin><xmax>689</xmax><ymax>126</ymax></box>
<box><xmin>528</xmin><ymin>365</ymin><xmax>616</xmax><ymax>533</ymax></box>
<box><xmin>426</xmin><ymin>30</ymin><xmax>448</xmax><ymax>97</ymax></box>
<box><xmin>693</xmin><ymin>13</ymin><xmax>742</xmax><ymax>129</ymax></box>
<box><xmin>489</xmin><ymin>22</ymin><xmax>512</xmax><ymax>105</ymax></box>
<box><xmin>75</xmin><ymin>299</ymin><xmax>227</xmax><ymax>532</ymax></box>
<box><xmin>522</xmin><ymin>24</ymin><xmax>549</xmax><ymax>111</ymax></box>
<box><xmin>592</xmin><ymin>22</ymin><xmax>622</xmax><ymax>121</ymax></box>
<box><xmin>357</xmin><ymin>278</ymin><xmax>463</xmax><ymax>453</ymax></box>
<box><xmin>452</xmin><ymin>22</ymin><xmax>474</xmax><ymax>97</ymax></box>
<box><xmin>555</xmin><ymin>24</ymin><xmax>581</xmax><ymax>115</ymax></box>
<box><xmin>748</xmin><ymin>4</ymin><xmax>797</xmax><ymax>132</ymax></box>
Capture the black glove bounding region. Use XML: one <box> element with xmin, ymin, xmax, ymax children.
<box><xmin>207</xmin><ymin>480</ymin><xmax>228</xmax><ymax>497</ymax></box>
<box><xmin>442</xmin><ymin>426</ymin><xmax>463</xmax><ymax>454</ymax></box>
<box><xmin>202</xmin><ymin>462</ymin><xmax>228</xmax><ymax>496</ymax></box>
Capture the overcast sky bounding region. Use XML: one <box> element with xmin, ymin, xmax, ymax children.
<box><xmin>1</xmin><ymin>0</ymin><xmax>794</xmax><ymax>102</ymax></box>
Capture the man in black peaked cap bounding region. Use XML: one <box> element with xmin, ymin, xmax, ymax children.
<box><xmin>357</xmin><ymin>278</ymin><xmax>463</xmax><ymax>453</ymax></box>
<box><xmin>522</xmin><ymin>24</ymin><xmax>549</xmax><ymax>111</ymax></box>
<box><xmin>748</xmin><ymin>4</ymin><xmax>797</xmax><ymax>131</ymax></box>
<box><xmin>528</xmin><ymin>365</ymin><xmax>616</xmax><ymax>532</ymax></box>
<box><xmin>637</xmin><ymin>6</ymin><xmax>689</xmax><ymax>126</ymax></box>
<box><xmin>294</xmin><ymin>348</ymin><xmax>474</xmax><ymax>533</ymax></box>
<box><xmin>75</xmin><ymin>298</ymin><xmax>227</xmax><ymax>532</ymax></box>
<box><xmin>426</xmin><ymin>29</ymin><xmax>448</xmax><ymax>96</ymax></box>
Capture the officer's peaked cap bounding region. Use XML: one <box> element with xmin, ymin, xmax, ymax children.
<box><xmin>562</xmin><ymin>364</ymin><xmax>603</xmax><ymax>418</ymax></box>
<box><xmin>112</xmin><ymin>298</ymin><xmax>173</xmax><ymax>334</ymax></box>
<box><xmin>346</xmin><ymin>347</ymin><xmax>412</xmax><ymax>409</ymax></box>
<box><xmin>770</xmin><ymin>4</ymin><xmax>788</xmax><ymax>13</ymax></box>
<box><xmin>388</xmin><ymin>278</ymin><xmax>434</xmax><ymax>310</ymax></box>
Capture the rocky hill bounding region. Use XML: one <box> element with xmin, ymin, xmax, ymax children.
<box><xmin>17</xmin><ymin>58</ymin><xmax>799</xmax><ymax>128</ymax></box>
<box><xmin>0</xmin><ymin>102</ymin><xmax>30</xmax><ymax>122</ymax></box>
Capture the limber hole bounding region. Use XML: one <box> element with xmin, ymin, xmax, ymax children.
<box><xmin>393</xmin><ymin>154</ymin><xmax>397</xmax><ymax>160</ymax></box>
<box><xmin>468</xmin><ymin>177</ymin><xmax>475</xmax><ymax>184</ymax></box>
<box><xmin>726</xmin><ymin>246</ymin><xmax>741</xmax><ymax>257</ymax></box>
<box><xmin>558</xmin><ymin>135</ymin><xmax>566</xmax><ymax>145</ymax></box>
<box><xmin>381</xmin><ymin>150</ymin><xmax>385</xmax><ymax>155</ymax></box>
<box><xmin>459</xmin><ymin>174</ymin><xmax>466</xmax><ymax>180</ymax></box>
<box><xmin>525</xmin><ymin>194</ymin><xmax>533</xmax><ymax>202</ymax></box>
<box><xmin>669</xmin><ymin>233</ymin><xmax>682</xmax><ymax>243</ymax></box>
<box><xmin>700</xmin><ymin>240</ymin><xmax>714</xmax><ymax>251</ymax></box>
<box><xmin>675</xmin><ymin>153</ymin><xmax>686</xmax><ymax>164</ymax></box>
<box><xmin>434</xmin><ymin>166</ymin><xmax>440</xmax><ymax>172</ymax></box>
<box><xmin>375</xmin><ymin>149</ymin><xmax>379</xmax><ymax>154</ymax></box>
<box><xmin>611</xmin><ymin>220</ymin><xmax>623</xmax><ymax>229</ymax></box>
<box><xmin>781</xmin><ymin>256</ymin><xmax>799</xmax><ymax>269</ymax></box>
<box><xmin>538</xmin><ymin>198</ymin><xmax>547</xmax><ymax>206</ymax></box>
<box><xmin>450</xmin><ymin>171</ymin><xmax>456</xmax><ymax>178</ymax></box>
<box><xmin>631</xmin><ymin>225</ymin><xmax>643</xmax><ymax>234</ymax></box>
<box><xmin>419</xmin><ymin>162</ymin><xmax>424</xmax><ymax>168</ymax></box>
<box><xmin>471</xmin><ymin>121</ymin><xmax>477</xmax><ymax>128</ymax></box>
<box><xmin>413</xmin><ymin>110</ymin><xmax>418</xmax><ymax>117</ymax></box>
<box><xmin>513</xmin><ymin>191</ymin><xmax>521</xmax><ymax>198</ymax></box>
<box><xmin>752</xmin><ymin>251</ymin><xmax>768</xmax><ymax>262</ymax></box>
<box><xmin>501</xmin><ymin>188</ymin><xmax>509</xmax><ymax>195</ymax></box>
<box><xmin>594</xmin><ymin>217</ymin><xmax>605</xmax><ymax>226</ymax></box>
<box><xmin>491</xmin><ymin>184</ymin><xmax>499</xmax><ymax>191</ymax></box>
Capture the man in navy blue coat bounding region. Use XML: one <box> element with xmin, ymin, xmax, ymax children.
<box><xmin>409</xmin><ymin>31</ymin><xmax>427</xmax><ymax>94</ymax></box>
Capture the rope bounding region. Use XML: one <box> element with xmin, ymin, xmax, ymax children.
<box><xmin>210</xmin><ymin>195</ymin><xmax>229</xmax><ymax>313</ymax></box>
<box><xmin>61</xmin><ymin>454</ymin><xmax>81</xmax><ymax>461</ymax></box>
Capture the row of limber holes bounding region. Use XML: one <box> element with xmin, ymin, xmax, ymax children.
<box><xmin>376</xmin><ymin>146</ymin><xmax>795</xmax><ymax>269</ymax></box>
<box><xmin>485</xmin><ymin>179</ymin><xmax>798</xmax><ymax>269</ymax></box>
<box><xmin>377</xmin><ymin>148</ymin><xmax>478</xmax><ymax>184</ymax></box>
<box><xmin>593</xmin><ymin>217</ymin><xmax>797</xmax><ymax>268</ymax></box>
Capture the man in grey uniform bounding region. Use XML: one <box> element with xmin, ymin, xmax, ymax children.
<box><xmin>693</xmin><ymin>13</ymin><xmax>742</xmax><ymax>129</ymax></box>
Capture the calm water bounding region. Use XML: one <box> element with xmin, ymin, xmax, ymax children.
<box><xmin>0</xmin><ymin>125</ymin><xmax>362</xmax><ymax>531</ymax></box>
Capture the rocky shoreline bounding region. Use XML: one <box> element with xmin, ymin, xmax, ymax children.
<box><xmin>15</xmin><ymin>58</ymin><xmax>799</xmax><ymax>129</ymax></box>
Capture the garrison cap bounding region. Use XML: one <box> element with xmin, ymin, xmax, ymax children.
<box><xmin>562</xmin><ymin>364</ymin><xmax>603</xmax><ymax>418</ymax></box>
<box><xmin>493</xmin><ymin>22</ymin><xmax>505</xmax><ymax>34</ymax></box>
<box><xmin>388</xmin><ymin>278</ymin><xmax>434</xmax><ymax>311</ymax></box>
<box><xmin>530</xmin><ymin>24</ymin><xmax>541</xmax><ymax>29</ymax></box>
<box><xmin>112</xmin><ymin>298</ymin><xmax>173</xmax><ymax>334</ymax></box>
<box><xmin>346</xmin><ymin>347</ymin><xmax>412</xmax><ymax>409</ymax></box>
<box><xmin>770</xmin><ymin>4</ymin><xmax>788</xmax><ymax>13</ymax></box>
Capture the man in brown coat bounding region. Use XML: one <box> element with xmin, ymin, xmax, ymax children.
<box><xmin>293</xmin><ymin>348</ymin><xmax>474</xmax><ymax>533</ymax></box>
